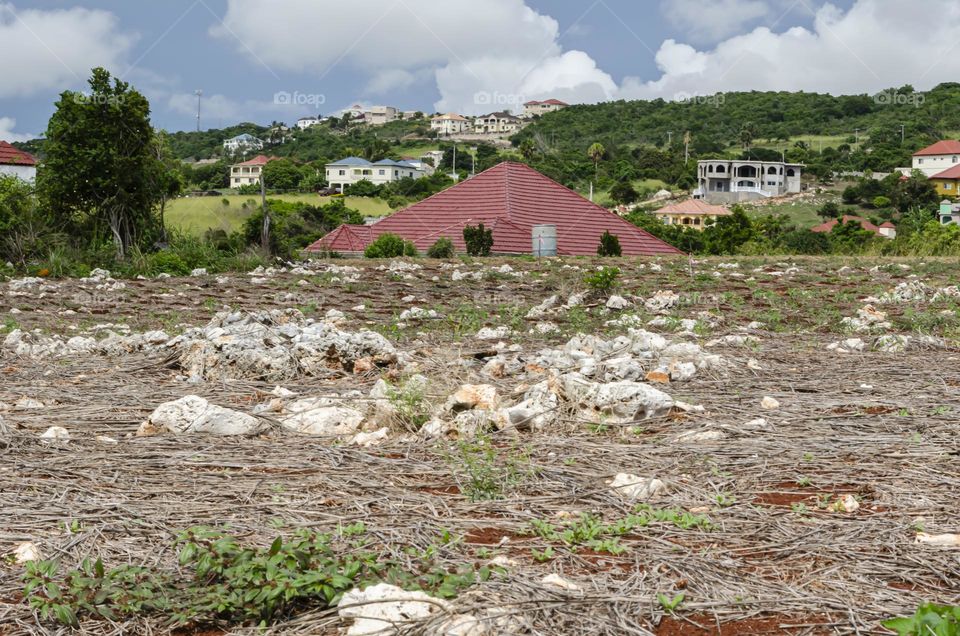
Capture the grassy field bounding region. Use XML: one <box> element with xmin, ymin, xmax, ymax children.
<box><xmin>741</xmin><ymin>200</ymin><xmax>825</xmax><ymax>228</ymax></box>
<box><xmin>166</xmin><ymin>194</ymin><xmax>394</xmax><ymax>235</ymax></box>
<box><xmin>754</xmin><ymin>134</ymin><xmax>853</xmax><ymax>152</ymax></box>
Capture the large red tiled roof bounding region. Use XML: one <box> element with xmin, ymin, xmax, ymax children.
<box><xmin>810</xmin><ymin>215</ymin><xmax>881</xmax><ymax>234</ymax></box>
<box><xmin>307</xmin><ymin>162</ymin><xmax>683</xmax><ymax>256</ymax></box>
<box><xmin>913</xmin><ymin>140</ymin><xmax>960</xmax><ymax>156</ymax></box>
<box><xmin>930</xmin><ymin>164</ymin><xmax>960</xmax><ymax>180</ymax></box>
<box><xmin>0</xmin><ymin>141</ymin><xmax>36</xmax><ymax>166</ymax></box>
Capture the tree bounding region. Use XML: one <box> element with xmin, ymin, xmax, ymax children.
<box><xmin>892</xmin><ymin>171</ymin><xmax>939</xmax><ymax>213</ymax></box>
<box><xmin>701</xmin><ymin>206</ymin><xmax>757</xmax><ymax>255</ymax></box>
<box><xmin>463</xmin><ymin>223</ymin><xmax>493</xmax><ymax>256</ymax></box>
<box><xmin>37</xmin><ymin>67</ymin><xmax>169</xmax><ymax>258</ymax></box>
<box><xmin>817</xmin><ymin>201</ymin><xmax>841</xmax><ymax>220</ymax></box>
<box><xmin>364</xmin><ymin>233</ymin><xmax>416</xmax><ymax>258</ymax></box>
<box><xmin>518</xmin><ymin>138</ymin><xmax>537</xmax><ymax>160</ymax></box>
<box><xmin>597</xmin><ymin>230</ymin><xmax>622</xmax><ymax>257</ymax></box>
<box><xmin>609</xmin><ymin>181</ymin><xmax>639</xmax><ymax>205</ymax></box>
<box><xmin>587</xmin><ymin>142</ymin><xmax>606</xmax><ymax>178</ymax></box>
<box><xmin>263</xmin><ymin>159</ymin><xmax>303</xmax><ymax>191</ymax></box>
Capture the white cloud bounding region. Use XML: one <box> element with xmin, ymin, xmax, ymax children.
<box><xmin>0</xmin><ymin>3</ymin><xmax>134</xmax><ymax>99</ymax></box>
<box><xmin>623</xmin><ymin>0</ymin><xmax>960</xmax><ymax>100</ymax></box>
<box><xmin>213</xmin><ymin>0</ymin><xmax>616</xmax><ymax>115</ymax></box>
<box><xmin>662</xmin><ymin>0</ymin><xmax>772</xmax><ymax>43</ymax></box>
<box><xmin>0</xmin><ymin>117</ymin><xmax>34</xmax><ymax>142</ymax></box>
<box><xmin>363</xmin><ymin>68</ymin><xmax>432</xmax><ymax>96</ymax></box>
<box><xmin>167</xmin><ymin>91</ymin><xmax>312</xmax><ymax>125</ymax></box>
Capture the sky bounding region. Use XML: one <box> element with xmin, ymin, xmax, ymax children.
<box><xmin>2</xmin><ymin>0</ymin><xmax>959</xmax><ymax>141</ymax></box>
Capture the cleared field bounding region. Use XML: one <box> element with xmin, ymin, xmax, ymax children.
<box><xmin>166</xmin><ymin>194</ymin><xmax>394</xmax><ymax>235</ymax></box>
<box><xmin>2</xmin><ymin>256</ymin><xmax>959</xmax><ymax>634</ymax></box>
<box><xmin>754</xmin><ymin>134</ymin><xmax>852</xmax><ymax>152</ymax></box>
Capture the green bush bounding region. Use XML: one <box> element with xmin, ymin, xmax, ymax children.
<box><xmin>463</xmin><ymin>223</ymin><xmax>493</xmax><ymax>256</ymax></box>
<box><xmin>427</xmin><ymin>237</ymin><xmax>455</xmax><ymax>259</ymax></box>
<box><xmin>147</xmin><ymin>251</ymin><xmax>189</xmax><ymax>276</ymax></box>
<box><xmin>597</xmin><ymin>230</ymin><xmax>622</xmax><ymax>257</ymax></box>
<box><xmin>364</xmin><ymin>233</ymin><xmax>412</xmax><ymax>258</ymax></box>
<box><xmin>584</xmin><ymin>266</ymin><xmax>620</xmax><ymax>294</ymax></box>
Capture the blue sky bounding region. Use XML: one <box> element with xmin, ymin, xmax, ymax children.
<box><xmin>4</xmin><ymin>0</ymin><xmax>957</xmax><ymax>140</ymax></box>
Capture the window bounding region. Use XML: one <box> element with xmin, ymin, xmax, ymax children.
<box><xmin>786</xmin><ymin>169</ymin><xmax>795</xmax><ymax>177</ymax></box>
<box><xmin>946</xmin><ymin>182</ymin><xmax>954</xmax><ymax>190</ymax></box>
<box><xmin>767</xmin><ymin>166</ymin><xmax>777</xmax><ymax>174</ymax></box>
<box><xmin>693</xmin><ymin>217</ymin><xmax>701</xmax><ymax>225</ymax></box>
<box><xmin>708</xmin><ymin>165</ymin><xmax>714</xmax><ymax>172</ymax></box>
<box><xmin>379</xmin><ymin>169</ymin><xmax>385</xmax><ymax>175</ymax></box>
<box><xmin>918</xmin><ymin>158</ymin><xmax>924</xmax><ymax>164</ymax></box>
<box><xmin>339</xmin><ymin>170</ymin><xmax>345</xmax><ymax>176</ymax></box>
<box><xmin>716</xmin><ymin>165</ymin><xmax>726</xmax><ymax>173</ymax></box>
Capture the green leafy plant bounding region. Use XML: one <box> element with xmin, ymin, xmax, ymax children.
<box><xmin>883</xmin><ymin>603</ymin><xmax>960</xmax><ymax>636</ymax></box>
<box><xmin>597</xmin><ymin>230</ymin><xmax>622</xmax><ymax>257</ymax></box>
<box><xmin>583</xmin><ymin>266</ymin><xmax>620</xmax><ymax>294</ymax></box>
<box><xmin>658</xmin><ymin>592</ymin><xmax>686</xmax><ymax>613</ymax></box>
<box><xmin>448</xmin><ymin>436</ymin><xmax>533</xmax><ymax>502</ymax></box>
<box><xmin>24</xmin><ymin>526</ymin><xmax>491</xmax><ymax>628</ymax></box>
<box><xmin>385</xmin><ymin>377</ymin><xmax>432</xmax><ymax>432</ymax></box>
<box><xmin>427</xmin><ymin>237</ymin><xmax>455</xmax><ymax>259</ymax></box>
<box><xmin>463</xmin><ymin>223</ymin><xmax>493</xmax><ymax>257</ymax></box>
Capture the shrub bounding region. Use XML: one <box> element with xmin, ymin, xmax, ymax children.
<box><xmin>817</xmin><ymin>201</ymin><xmax>840</xmax><ymax>219</ymax></box>
<box><xmin>364</xmin><ymin>233</ymin><xmax>407</xmax><ymax>258</ymax></box>
<box><xmin>427</xmin><ymin>237</ymin><xmax>455</xmax><ymax>259</ymax></box>
<box><xmin>883</xmin><ymin>603</ymin><xmax>960</xmax><ymax>636</ymax></box>
<box><xmin>463</xmin><ymin>223</ymin><xmax>493</xmax><ymax>256</ymax></box>
<box><xmin>584</xmin><ymin>266</ymin><xmax>620</xmax><ymax>294</ymax></box>
<box><xmin>597</xmin><ymin>230</ymin><xmax>622</xmax><ymax>257</ymax></box>
<box><xmin>147</xmin><ymin>251</ymin><xmax>190</xmax><ymax>276</ymax></box>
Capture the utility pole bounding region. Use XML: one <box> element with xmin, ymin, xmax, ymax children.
<box><xmin>683</xmin><ymin>131</ymin><xmax>691</xmax><ymax>164</ymax></box>
<box><xmin>260</xmin><ymin>171</ymin><xmax>270</xmax><ymax>252</ymax></box>
<box><xmin>900</xmin><ymin>124</ymin><xmax>905</xmax><ymax>144</ymax></box>
<box><xmin>667</xmin><ymin>131</ymin><xmax>674</xmax><ymax>147</ymax></box>
<box><xmin>195</xmin><ymin>90</ymin><xmax>202</xmax><ymax>132</ymax></box>
<box><xmin>854</xmin><ymin>128</ymin><xmax>860</xmax><ymax>150</ymax></box>
<box><xmin>450</xmin><ymin>144</ymin><xmax>458</xmax><ymax>181</ymax></box>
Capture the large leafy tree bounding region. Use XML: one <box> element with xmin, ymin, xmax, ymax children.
<box><xmin>37</xmin><ymin>67</ymin><xmax>167</xmax><ymax>258</ymax></box>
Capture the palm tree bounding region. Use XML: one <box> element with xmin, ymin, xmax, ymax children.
<box><xmin>587</xmin><ymin>142</ymin><xmax>605</xmax><ymax>178</ymax></box>
<box><xmin>519</xmin><ymin>138</ymin><xmax>536</xmax><ymax>160</ymax></box>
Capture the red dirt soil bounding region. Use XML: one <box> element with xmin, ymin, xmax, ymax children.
<box><xmin>656</xmin><ymin>614</ymin><xmax>836</xmax><ymax>635</ymax></box>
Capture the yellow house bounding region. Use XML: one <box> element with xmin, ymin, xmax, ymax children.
<box><xmin>929</xmin><ymin>165</ymin><xmax>960</xmax><ymax>196</ymax></box>
<box><xmin>653</xmin><ymin>199</ymin><xmax>731</xmax><ymax>230</ymax></box>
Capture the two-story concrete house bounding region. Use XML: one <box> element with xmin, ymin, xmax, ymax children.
<box><xmin>473</xmin><ymin>112</ymin><xmax>522</xmax><ymax>135</ymax></box>
<box><xmin>230</xmin><ymin>155</ymin><xmax>275</xmax><ymax>188</ymax></box>
<box><xmin>523</xmin><ymin>99</ymin><xmax>568</xmax><ymax>118</ymax></box>
<box><xmin>693</xmin><ymin>159</ymin><xmax>802</xmax><ymax>203</ymax></box>
<box><xmin>431</xmin><ymin>113</ymin><xmax>471</xmax><ymax>136</ymax></box>
<box><xmin>909</xmin><ymin>140</ymin><xmax>960</xmax><ymax>177</ymax></box>
<box><xmin>325</xmin><ymin>157</ymin><xmax>424</xmax><ymax>192</ymax></box>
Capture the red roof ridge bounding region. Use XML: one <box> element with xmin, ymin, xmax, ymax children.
<box><xmin>0</xmin><ymin>141</ymin><xmax>37</xmax><ymax>166</ymax></box>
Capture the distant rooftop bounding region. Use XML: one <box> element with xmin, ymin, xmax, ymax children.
<box><xmin>913</xmin><ymin>140</ymin><xmax>960</xmax><ymax>156</ymax></box>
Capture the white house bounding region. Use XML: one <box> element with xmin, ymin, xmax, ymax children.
<box><xmin>522</xmin><ymin>99</ymin><xmax>569</xmax><ymax>118</ymax></box>
<box><xmin>0</xmin><ymin>141</ymin><xmax>37</xmax><ymax>182</ymax></box>
<box><xmin>296</xmin><ymin>116</ymin><xmax>322</xmax><ymax>130</ymax></box>
<box><xmin>909</xmin><ymin>140</ymin><xmax>960</xmax><ymax>177</ymax></box>
<box><xmin>693</xmin><ymin>159</ymin><xmax>803</xmax><ymax>203</ymax></box>
<box><xmin>473</xmin><ymin>112</ymin><xmax>522</xmax><ymax>135</ymax></box>
<box><xmin>223</xmin><ymin>133</ymin><xmax>264</xmax><ymax>154</ymax></box>
<box><xmin>230</xmin><ymin>155</ymin><xmax>275</xmax><ymax>188</ymax></box>
<box><xmin>431</xmin><ymin>113</ymin><xmax>470</xmax><ymax>136</ymax></box>
<box><xmin>325</xmin><ymin>157</ymin><xmax>424</xmax><ymax>192</ymax></box>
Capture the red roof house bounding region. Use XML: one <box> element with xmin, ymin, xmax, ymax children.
<box><xmin>307</xmin><ymin>162</ymin><xmax>682</xmax><ymax>256</ymax></box>
<box><xmin>913</xmin><ymin>140</ymin><xmax>960</xmax><ymax>156</ymax></box>
<box><xmin>0</xmin><ymin>141</ymin><xmax>37</xmax><ymax>166</ymax></box>
<box><xmin>810</xmin><ymin>215</ymin><xmax>884</xmax><ymax>235</ymax></box>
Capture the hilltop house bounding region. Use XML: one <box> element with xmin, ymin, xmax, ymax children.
<box><xmin>366</xmin><ymin>106</ymin><xmax>399</xmax><ymax>126</ymax></box>
<box><xmin>653</xmin><ymin>199</ymin><xmax>731</xmax><ymax>230</ymax></box>
<box><xmin>473</xmin><ymin>112</ymin><xmax>522</xmax><ymax>135</ymax></box>
<box><xmin>296</xmin><ymin>116</ymin><xmax>323</xmax><ymax>130</ymax></box>
<box><xmin>928</xmin><ymin>165</ymin><xmax>960</xmax><ymax>196</ymax></box>
<box><xmin>908</xmin><ymin>140</ymin><xmax>960</xmax><ymax>177</ymax></box>
<box><xmin>308</xmin><ymin>162</ymin><xmax>683</xmax><ymax>257</ymax></box>
<box><xmin>693</xmin><ymin>159</ymin><xmax>802</xmax><ymax>203</ymax></box>
<box><xmin>811</xmin><ymin>215</ymin><xmax>896</xmax><ymax>239</ymax></box>
<box><xmin>223</xmin><ymin>133</ymin><xmax>264</xmax><ymax>154</ymax></box>
<box><xmin>230</xmin><ymin>155</ymin><xmax>276</xmax><ymax>188</ymax></box>
<box><xmin>431</xmin><ymin>113</ymin><xmax>471</xmax><ymax>136</ymax></box>
<box><xmin>325</xmin><ymin>157</ymin><xmax>424</xmax><ymax>192</ymax></box>
<box><xmin>523</xmin><ymin>99</ymin><xmax>569</xmax><ymax>118</ymax></box>
<box><xmin>0</xmin><ymin>141</ymin><xmax>37</xmax><ymax>182</ymax></box>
